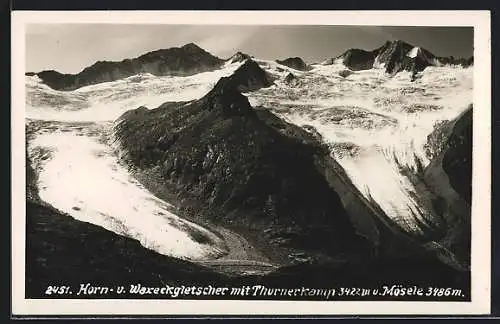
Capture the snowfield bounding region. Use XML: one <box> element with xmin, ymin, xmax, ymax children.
<box><xmin>26</xmin><ymin>61</ymin><xmax>244</xmax><ymax>122</ymax></box>
<box><xmin>26</xmin><ymin>57</ymin><xmax>472</xmax><ymax>255</ymax></box>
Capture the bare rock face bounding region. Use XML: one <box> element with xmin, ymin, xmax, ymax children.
<box><xmin>276</xmin><ymin>57</ymin><xmax>311</xmax><ymax>71</ymax></box>
<box><xmin>338</xmin><ymin>48</ymin><xmax>379</xmax><ymax>71</ymax></box>
<box><xmin>35</xmin><ymin>43</ymin><xmax>225</xmax><ymax>91</ymax></box>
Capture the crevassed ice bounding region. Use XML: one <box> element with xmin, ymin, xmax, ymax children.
<box><xmin>249</xmin><ymin>63</ymin><xmax>473</xmax><ymax>234</ymax></box>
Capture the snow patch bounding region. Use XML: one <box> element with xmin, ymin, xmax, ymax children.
<box><xmin>407</xmin><ymin>46</ymin><xmax>420</xmax><ymax>58</ymax></box>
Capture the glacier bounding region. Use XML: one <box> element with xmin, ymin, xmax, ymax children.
<box><xmin>246</xmin><ymin>60</ymin><xmax>472</xmax><ymax>235</ymax></box>
<box><xmin>25</xmin><ymin>57</ymin><xmax>472</xmax><ymax>258</ymax></box>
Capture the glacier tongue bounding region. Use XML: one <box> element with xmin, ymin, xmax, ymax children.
<box><xmin>27</xmin><ymin>122</ymin><xmax>227</xmax><ymax>260</ymax></box>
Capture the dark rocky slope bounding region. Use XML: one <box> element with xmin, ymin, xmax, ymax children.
<box><xmin>223</xmin><ymin>59</ymin><xmax>273</xmax><ymax>92</ymax></box>
<box><xmin>113</xmin><ymin>70</ymin><xmax>376</xmax><ymax>264</ymax></box>
<box><xmin>276</xmin><ymin>57</ymin><xmax>311</xmax><ymax>71</ymax></box>
<box><xmin>32</xmin><ymin>43</ymin><xmax>224</xmax><ymax>91</ymax></box>
<box><xmin>25</xmin><ymin>201</ymin><xmax>229</xmax><ymax>298</ymax></box>
<box><xmin>283</xmin><ymin>72</ymin><xmax>298</xmax><ymax>86</ymax></box>
<box><xmin>112</xmin><ymin>61</ymin><xmax>450</xmax><ymax>266</ymax></box>
<box><xmin>336</xmin><ymin>48</ymin><xmax>379</xmax><ymax>71</ymax></box>
<box><xmin>441</xmin><ymin>107</ymin><xmax>473</xmax><ymax>204</ymax></box>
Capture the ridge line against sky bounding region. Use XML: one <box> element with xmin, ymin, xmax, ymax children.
<box><xmin>26</xmin><ymin>25</ymin><xmax>473</xmax><ymax>74</ymax></box>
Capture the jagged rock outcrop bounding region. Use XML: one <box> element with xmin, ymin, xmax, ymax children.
<box><xmin>437</xmin><ymin>56</ymin><xmax>474</xmax><ymax>67</ymax></box>
<box><xmin>276</xmin><ymin>57</ymin><xmax>311</xmax><ymax>71</ymax></box>
<box><xmin>283</xmin><ymin>72</ymin><xmax>297</xmax><ymax>85</ymax></box>
<box><xmin>34</xmin><ymin>43</ymin><xmax>225</xmax><ymax>91</ymax></box>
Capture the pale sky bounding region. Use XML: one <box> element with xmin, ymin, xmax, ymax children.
<box><xmin>25</xmin><ymin>25</ymin><xmax>474</xmax><ymax>74</ymax></box>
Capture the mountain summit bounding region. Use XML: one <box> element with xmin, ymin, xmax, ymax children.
<box><xmin>33</xmin><ymin>43</ymin><xmax>225</xmax><ymax>91</ymax></box>
<box><xmin>227</xmin><ymin>51</ymin><xmax>253</xmax><ymax>63</ymax></box>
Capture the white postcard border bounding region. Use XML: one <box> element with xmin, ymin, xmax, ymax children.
<box><xmin>11</xmin><ymin>10</ymin><xmax>492</xmax><ymax>316</ymax></box>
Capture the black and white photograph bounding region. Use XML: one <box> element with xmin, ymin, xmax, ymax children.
<box><xmin>11</xmin><ymin>11</ymin><xmax>491</xmax><ymax>316</ymax></box>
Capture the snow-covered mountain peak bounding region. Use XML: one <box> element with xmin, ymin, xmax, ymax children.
<box><xmin>226</xmin><ymin>51</ymin><xmax>253</xmax><ymax>64</ymax></box>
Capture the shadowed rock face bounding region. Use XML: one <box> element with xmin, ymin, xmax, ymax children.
<box><xmin>113</xmin><ymin>68</ymin><xmax>374</xmax><ymax>262</ymax></box>
<box><xmin>375</xmin><ymin>40</ymin><xmax>415</xmax><ymax>74</ymax></box>
<box><xmin>225</xmin><ymin>59</ymin><xmax>274</xmax><ymax>92</ymax></box>
<box><xmin>441</xmin><ymin>107</ymin><xmax>473</xmax><ymax>205</ymax></box>
<box><xmin>276</xmin><ymin>57</ymin><xmax>311</xmax><ymax>71</ymax></box>
<box><xmin>417</xmin><ymin>105</ymin><xmax>473</xmax><ymax>269</ymax></box>
<box><xmin>339</xmin><ymin>49</ymin><xmax>379</xmax><ymax>71</ymax></box>
<box><xmin>34</xmin><ymin>43</ymin><xmax>225</xmax><ymax>91</ymax></box>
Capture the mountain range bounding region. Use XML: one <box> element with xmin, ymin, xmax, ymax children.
<box><xmin>323</xmin><ymin>39</ymin><xmax>473</xmax><ymax>76</ymax></box>
<box><xmin>25</xmin><ymin>38</ymin><xmax>474</xmax><ymax>297</ymax></box>
<box><xmin>28</xmin><ymin>40</ymin><xmax>473</xmax><ymax>91</ymax></box>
